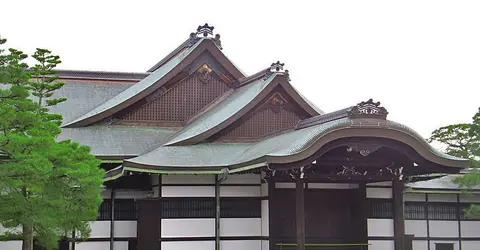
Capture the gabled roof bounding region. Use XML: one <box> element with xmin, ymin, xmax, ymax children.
<box><xmin>63</xmin><ymin>34</ymin><xmax>245</xmax><ymax>128</ymax></box>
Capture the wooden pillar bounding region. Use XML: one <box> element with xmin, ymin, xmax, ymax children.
<box><xmin>355</xmin><ymin>183</ymin><xmax>368</xmax><ymax>243</ymax></box>
<box><xmin>215</xmin><ymin>175</ymin><xmax>221</xmax><ymax>250</ymax></box>
<box><xmin>110</xmin><ymin>189</ymin><xmax>116</xmax><ymax>250</ymax></box>
<box><xmin>296</xmin><ymin>176</ymin><xmax>306</xmax><ymax>250</ymax></box>
<box><xmin>268</xmin><ymin>178</ymin><xmax>276</xmax><ymax>250</ymax></box>
<box><xmin>392</xmin><ymin>179</ymin><xmax>405</xmax><ymax>250</ymax></box>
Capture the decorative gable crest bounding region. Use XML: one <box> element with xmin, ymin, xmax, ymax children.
<box><xmin>348</xmin><ymin>99</ymin><xmax>388</xmax><ymax>120</ymax></box>
<box><xmin>189</xmin><ymin>23</ymin><xmax>222</xmax><ymax>49</ymax></box>
<box><xmin>264</xmin><ymin>61</ymin><xmax>290</xmax><ymax>81</ymax></box>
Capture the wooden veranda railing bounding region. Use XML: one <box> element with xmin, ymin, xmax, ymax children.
<box><xmin>276</xmin><ymin>242</ymin><xmax>371</xmax><ymax>250</ymax></box>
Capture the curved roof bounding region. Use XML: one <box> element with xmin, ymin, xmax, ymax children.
<box><xmin>120</xmin><ymin>115</ymin><xmax>468</xmax><ymax>174</ymax></box>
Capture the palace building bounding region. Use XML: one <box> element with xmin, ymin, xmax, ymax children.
<box><xmin>1</xmin><ymin>24</ymin><xmax>479</xmax><ymax>250</ymax></box>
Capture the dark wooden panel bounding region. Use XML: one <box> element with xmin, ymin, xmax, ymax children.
<box><xmin>137</xmin><ymin>199</ymin><xmax>161</xmax><ymax>250</ymax></box>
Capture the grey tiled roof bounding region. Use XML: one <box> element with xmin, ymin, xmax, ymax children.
<box><xmin>63</xmin><ymin>39</ymin><xmax>204</xmax><ymax>127</ymax></box>
<box><xmin>57</xmin><ymin>70</ymin><xmax>149</xmax><ymax>81</ymax></box>
<box><xmin>407</xmin><ymin>174</ymin><xmax>480</xmax><ymax>190</ymax></box>
<box><xmin>58</xmin><ymin>125</ymin><xmax>175</xmax><ymax>157</ymax></box>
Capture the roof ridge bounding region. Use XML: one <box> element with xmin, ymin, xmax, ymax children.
<box><xmin>57</xmin><ymin>69</ymin><xmax>149</xmax><ymax>81</ymax></box>
<box><xmin>296</xmin><ymin>107</ymin><xmax>352</xmax><ymax>130</ymax></box>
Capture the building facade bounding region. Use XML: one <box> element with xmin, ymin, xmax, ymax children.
<box><xmin>1</xmin><ymin>24</ymin><xmax>478</xmax><ymax>250</ymax></box>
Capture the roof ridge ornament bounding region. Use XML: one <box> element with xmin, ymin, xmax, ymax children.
<box><xmin>264</xmin><ymin>61</ymin><xmax>290</xmax><ymax>81</ymax></box>
<box><xmin>189</xmin><ymin>23</ymin><xmax>222</xmax><ymax>49</ymax></box>
<box><xmin>348</xmin><ymin>99</ymin><xmax>388</xmax><ymax>119</ymax></box>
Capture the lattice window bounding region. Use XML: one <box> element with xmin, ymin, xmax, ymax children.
<box><xmin>122</xmin><ymin>72</ymin><xmax>230</xmax><ymax>123</ymax></box>
<box><xmin>435</xmin><ymin>243</ymin><xmax>454</xmax><ymax>250</ymax></box>
<box><xmin>217</xmin><ymin>107</ymin><xmax>301</xmax><ymax>141</ymax></box>
<box><xmin>405</xmin><ymin>203</ymin><xmax>426</xmax><ymax>219</ymax></box>
<box><xmin>162</xmin><ymin>198</ymin><xmax>215</xmax><ymax>218</ymax></box>
<box><xmin>428</xmin><ymin>203</ymin><xmax>457</xmax><ymax>220</ymax></box>
<box><xmin>368</xmin><ymin>199</ymin><xmax>393</xmax><ymax>218</ymax></box>
<box><xmin>97</xmin><ymin>199</ymin><xmax>137</xmax><ymax>220</ymax></box>
<box><xmin>220</xmin><ymin>198</ymin><xmax>261</xmax><ymax>218</ymax></box>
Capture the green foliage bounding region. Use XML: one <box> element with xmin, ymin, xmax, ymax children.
<box><xmin>0</xmin><ymin>36</ymin><xmax>104</xmax><ymax>250</ymax></box>
<box><xmin>429</xmin><ymin>108</ymin><xmax>480</xmax><ymax>218</ymax></box>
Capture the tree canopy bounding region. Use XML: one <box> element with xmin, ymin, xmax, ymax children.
<box><xmin>429</xmin><ymin>107</ymin><xmax>480</xmax><ymax>218</ymax></box>
<box><xmin>0</xmin><ymin>36</ymin><xmax>104</xmax><ymax>250</ymax></box>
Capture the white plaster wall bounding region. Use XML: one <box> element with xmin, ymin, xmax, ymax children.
<box><xmin>367</xmin><ymin>181</ymin><xmax>392</xmax><ymax>187</ymax></box>
<box><xmin>220</xmin><ymin>186</ymin><xmax>261</xmax><ymax>197</ymax></box>
<box><xmin>162</xmin><ymin>174</ymin><xmax>215</xmax><ymax>184</ymax></box>
<box><xmin>429</xmin><ymin>221</ymin><xmax>459</xmax><ymax>237</ymax></box>
<box><xmin>161</xmin><ymin>241</ymin><xmax>214</xmax><ymax>250</ymax></box>
<box><xmin>261</xmin><ymin>200</ymin><xmax>269</xmax><ymax>236</ymax></box>
<box><xmin>459</xmin><ymin>194</ymin><xmax>480</xmax><ymax>203</ymax></box>
<box><xmin>405</xmin><ymin>220</ymin><xmax>428</xmax><ymax>237</ymax></box>
<box><xmin>275</xmin><ymin>183</ymin><xmax>297</xmax><ymax>189</ymax></box>
<box><xmin>222</xmin><ymin>174</ymin><xmax>260</xmax><ymax>184</ymax></box>
<box><xmin>0</xmin><ymin>240</ymin><xmax>22</xmax><ymax>250</ymax></box>
<box><xmin>368</xmin><ymin>240</ymin><xmax>394</xmax><ymax>250</ymax></box>
<box><xmin>367</xmin><ymin>219</ymin><xmax>394</xmax><ymax>237</ymax></box>
<box><xmin>429</xmin><ymin>241</ymin><xmax>459</xmax><ymax>250</ymax></box>
<box><xmin>366</xmin><ymin>187</ymin><xmax>392</xmax><ymax>198</ymax></box>
<box><xmin>412</xmin><ymin>240</ymin><xmax>428</xmax><ymax>250</ymax></box>
<box><xmin>114</xmin><ymin>221</ymin><xmax>137</xmax><ymax>237</ymax></box>
<box><xmin>221</xmin><ymin>240</ymin><xmax>261</xmax><ymax>250</ymax></box>
<box><xmin>460</xmin><ymin>221</ymin><xmax>480</xmax><ymax>237</ymax></box>
<box><xmin>161</xmin><ymin>219</ymin><xmax>214</xmax><ymax>237</ymax></box>
<box><xmin>220</xmin><ymin>218</ymin><xmax>261</xmax><ymax>236</ymax></box>
<box><xmin>161</xmin><ymin>186</ymin><xmax>215</xmax><ymax>197</ymax></box>
<box><xmin>462</xmin><ymin>241</ymin><xmax>480</xmax><ymax>250</ymax></box>
<box><xmin>404</xmin><ymin>193</ymin><xmax>426</xmax><ymax>202</ymax></box>
<box><xmin>102</xmin><ymin>189</ymin><xmax>149</xmax><ymax>199</ymax></box>
<box><xmin>428</xmin><ymin>194</ymin><xmax>457</xmax><ymax>202</ymax></box>
<box><xmin>89</xmin><ymin>221</ymin><xmax>110</xmax><ymax>238</ymax></box>
<box><xmin>76</xmin><ymin>242</ymin><xmax>110</xmax><ymax>250</ymax></box>
<box><xmin>261</xmin><ymin>183</ymin><xmax>268</xmax><ymax>196</ymax></box>
<box><xmin>307</xmin><ymin>183</ymin><xmax>359</xmax><ymax>189</ymax></box>
<box><xmin>262</xmin><ymin>240</ymin><xmax>269</xmax><ymax>250</ymax></box>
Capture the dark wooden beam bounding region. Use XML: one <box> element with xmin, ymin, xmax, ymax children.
<box><xmin>296</xmin><ymin>176</ymin><xmax>306</xmax><ymax>250</ymax></box>
<box><xmin>268</xmin><ymin>178</ymin><xmax>277</xmax><ymax>250</ymax></box>
<box><xmin>110</xmin><ymin>189</ymin><xmax>115</xmax><ymax>250</ymax></box>
<box><xmin>393</xmin><ymin>179</ymin><xmax>405</xmax><ymax>250</ymax></box>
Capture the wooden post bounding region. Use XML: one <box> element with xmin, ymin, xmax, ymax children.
<box><xmin>392</xmin><ymin>179</ymin><xmax>405</xmax><ymax>250</ymax></box>
<box><xmin>110</xmin><ymin>189</ymin><xmax>116</xmax><ymax>250</ymax></box>
<box><xmin>296</xmin><ymin>175</ymin><xmax>306</xmax><ymax>250</ymax></box>
<box><xmin>215</xmin><ymin>175</ymin><xmax>221</xmax><ymax>250</ymax></box>
<box><xmin>268</xmin><ymin>178</ymin><xmax>277</xmax><ymax>250</ymax></box>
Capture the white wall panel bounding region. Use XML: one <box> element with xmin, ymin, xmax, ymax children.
<box><xmin>368</xmin><ymin>240</ymin><xmax>394</xmax><ymax>250</ymax></box>
<box><xmin>459</xmin><ymin>194</ymin><xmax>480</xmax><ymax>203</ymax></box>
<box><xmin>102</xmin><ymin>190</ymin><xmax>149</xmax><ymax>199</ymax></box>
<box><xmin>113</xmin><ymin>241</ymin><xmax>129</xmax><ymax>250</ymax></box>
<box><xmin>220</xmin><ymin>186</ymin><xmax>261</xmax><ymax>197</ymax></box>
<box><xmin>222</xmin><ymin>174</ymin><xmax>260</xmax><ymax>184</ymax></box>
<box><xmin>0</xmin><ymin>240</ymin><xmax>22</xmax><ymax>250</ymax></box>
<box><xmin>367</xmin><ymin>181</ymin><xmax>391</xmax><ymax>187</ymax></box>
<box><xmin>161</xmin><ymin>186</ymin><xmax>215</xmax><ymax>197</ymax></box>
<box><xmin>428</xmin><ymin>194</ymin><xmax>457</xmax><ymax>202</ymax></box>
<box><xmin>307</xmin><ymin>183</ymin><xmax>359</xmax><ymax>189</ymax></box>
<box><xmin>161</xmin><ymin>219</ymin><xmax>214</xmax><ymax>237</ymax></box>
<box><xmin>89</xmin><ymin>221</ymin><xmax>110</xmax><ymax>238</ymax></box>
<box><xmin>161</xmin><ymin>241</ymin><xmax>214</xmax><ymax>250</ymax></box>
<box><xmin>220</xmin><ymin>218</ymin><xmax>261</xmax><ymax>236</ymax></box>
<box><xmin>429</xmin><ymin>221</ymin><xmax>459</xmax><ymax>237</ymax></box>
<box><xmin>462</xmin><ymin>241</ymin><xmax>480</xmax><ymax>250</ymax></box>
<box><xmin>404</xmin><ymin>193</ymin><xmax>426</xmax><ymax>202</ymax></box>
<box><xmin>405</xmin><ymin>220</ymin><xmax>428</xmax><ymax>237</ymax></box>
<box><xmin>366</xmin><ymin>187</ymin><xmax>392</xmax><ymax>198</ymax></box>
<box><xmin>162</xmin><ymin>174</ymin><xmax>214</xmax><ymax>184</ymax></box>
<box><xmin>460</xmin><ymin>221</ymin><xmax>480</xmax><ymax>237</ymax></box>
<box><xmin>114</xmin><ymin>221</ymin><xmax>136</xmax><ymax>237</ymax></box>
<box><xmin>261</xmin><ymin>183</ymin><xmax>268</xmax><ymax>196</ymax></box>
<box><xmin>412</xmin><ymin>240</ymin><xmax>428</xmax><ymax>250</ymax></box>
<box><xmin>367</xmin><ymin>219</ymin><xmax>394</xmax><ymax>236</ymax></box>
<box><xmin>275</xmin><ymin>183</ymin><xmax>296</xmax><ymax>189</ymax></box>
<box><xmin>76</xmin><ymin>242</ymin><xmax>110</xmax><ymax>250</ymax></box>
<box><xmin>429</xmin><ymin>241</ymin><xmax>459</xmax><ymax>250</ymax></box>
<box><xmin>221</xmin><ymin>240</ymin><xmax>261</xmax><ymax>250</ymax></box>
<box><xmin>261</xmin><ymin>200</ymin><xmax>269</xmax><ymax>236</ymax></box>
<box><xmin>262</xmin><ymin>240</ymin><xmax>269</xmax><ymax>250</ymax></box>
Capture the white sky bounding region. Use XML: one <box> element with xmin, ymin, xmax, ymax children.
<box><xmin>2</xmin><ymin>0</ymin><xmax>479</xmax><ymax>138</ymax></box>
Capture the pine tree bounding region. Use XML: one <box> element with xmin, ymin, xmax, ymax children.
<box><xmin>0</xmin><ymin>36</ymin><xmax>104</xmax><ymax>250</ymax></box>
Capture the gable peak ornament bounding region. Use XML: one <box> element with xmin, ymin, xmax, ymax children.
<box><xmin>189</xmin><ymin>23</ymin><xmax>222</xmax><ymax>49</ymax></box>
<box><xmin>265</xmin><ymin>61</ymin><xmax>290</xmax><ymax>81</ymax></box>
<box><xmin>348</xmin><ymin>98</ymin><xmax>388</xmax><ymax>119</ymax></box>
